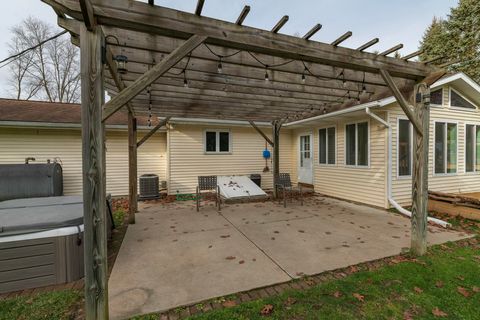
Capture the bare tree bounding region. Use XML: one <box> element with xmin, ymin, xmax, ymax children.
<box><xmin>6</xmin><ymin>17</ymin><xmax>80</xmax><ymax>103</ymax></box>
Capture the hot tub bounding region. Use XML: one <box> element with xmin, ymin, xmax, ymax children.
<box><xmin>0</xmin><ymin>196</ymin><xmax>85</xmax><ymax>294</ymax></box>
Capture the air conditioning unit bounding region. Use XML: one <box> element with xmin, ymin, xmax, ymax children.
<box><xmin>139</xmin><ymin>174</ymin><xmax>160</xmax><ymax>200</ymax></box>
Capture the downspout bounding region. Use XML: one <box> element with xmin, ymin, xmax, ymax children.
<box><xmin>365</xmin><ymin>107</ymin><xmax>450</xmax><ymax>228</ymax></box>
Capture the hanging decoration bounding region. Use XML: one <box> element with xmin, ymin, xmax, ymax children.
<box><xmin>262</xmin><ymin>141</ymin><xmax>271</xmax><ymax>172</ymax></box>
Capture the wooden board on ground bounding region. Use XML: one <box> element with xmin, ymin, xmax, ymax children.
<box><xmin>429</xmin><ymin>199</ymin><xmax>480</xmax><ymax>221</ymax></box>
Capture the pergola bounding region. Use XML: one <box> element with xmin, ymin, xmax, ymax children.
<box><xmin>41</xmin><ymin>0</ymin><xmax>447</xmax><ymax>318</ymax></box>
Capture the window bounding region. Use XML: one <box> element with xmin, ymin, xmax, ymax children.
<box><xmin>450</xmin><ymin>89</ymin><xmax>476</xmax><ymax>109</ymax></box>
<box><xmin>430</xmin><ymin>88</ymin><xmax>443</xmax><ymax>106</ymax></box>
<box><xmin>465</xmin><ymin>124</ymin><xmax>480</xmax><ymax>173</ymax></box>
<box><xmin>434</xmin><ymin>122</ymin><xmax>457</xmax><ymax>174</ymax></box>
<box><xmin>345</xmin><ymin>121</ymin><xmax>369</xmax><ymax>166</ymax></box>
<box><xmin>204</xmin><ymin>130</ymin><xmax>230</xmax><ymax>153</ymax></box>
<box><xmin>398</xmin><ymin>119</ymin><xmax>412</xmax><ymax>176</ymax></box>
<box><xmin>319</xmin><ymin>127</ymin><xmax>336</xmax><ymax>165</ymax></box>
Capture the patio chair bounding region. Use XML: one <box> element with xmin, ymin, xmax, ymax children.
<box><xmin>275</xmin><ymin>173</ymin><xmax>303</xmax><ymax>208</ymax></box>
<box><xmin>196</xmin><ymin>176</ymin><xmax>221</xmax><ymax>212</ymax></box>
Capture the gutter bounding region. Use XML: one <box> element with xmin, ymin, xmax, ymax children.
<box><xmin>365</xmin><ymin>108</ymin><xmax>450</xmax><ymax>228</ymax></box>
<box><xmin>0</xmin><ymin>121</ymin><xmax>161</xmax><ymax>132</ymax></box>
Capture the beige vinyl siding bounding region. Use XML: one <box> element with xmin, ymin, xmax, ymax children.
<box><xmin>292</xmin><ymin>114</ymin><xmax>388</xmax><ymax>208</ymax></box>
<box><xmin>167</xmin><ymin>124</ymin><xmax>293</xmax><ymax>195</ymax></box>
<box><xmin>390</xmin><ymin>85</ymin><xmax>480</xmax><ymax>206</ymax></box>
<box><xmin>0</xmin><ymin>127</ymin><xmax>166</xmax><ymax>196</ymax></box>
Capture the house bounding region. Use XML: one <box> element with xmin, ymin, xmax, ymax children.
<box><xmin>1</xmin><ymin>73</ymin><xmax>479</xmax><ymax>209</ymax></box>
<box><xmin>0</xmin><ymin>99</ymin><xmax>167</xmax><ymax>196</ymax></box>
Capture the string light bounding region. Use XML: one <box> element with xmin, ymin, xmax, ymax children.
<box><xmin>361</xmin><ymin>72</ymin><xmax>367</xmax><ymax>94</ymax></box>
<box><xmin>301</xmin><ymin>67</ymin><xmax>307</xmax><ymax>84</ymax></box>
<box><xmin>264</xmin><ymin>65</ymin><xmax>269</xmax><ymax>82</ymax></box>
<box><xmin>183</xmin><ymin>70</ymin><xmax>188</xmax><ymax>88</ymax></box>
<box><xmin>217</xmin><ymin>57</ymin><xmax>223</xmax><ymax>74</ymax></box>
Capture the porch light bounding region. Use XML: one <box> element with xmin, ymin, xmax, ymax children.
<box><xmin>114</xmin><ymin>55</ymin><xmax>128</xmax><ymax>74</ymax></box>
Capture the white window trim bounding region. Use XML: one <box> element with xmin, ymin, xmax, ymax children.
<box><xmin>203</xmin><ymin>129</ymin><xmax>232</xmax><ymax>154</ymax></box>
<box><xmin>430</xmin><ymin>87</ymin><xmax>444</xmax><ymax>108</ymax></box>
<box><xmin>396</xmin><ymin>117</ymin><xmax>414</xmax><ymax>179</ymax></box>
<box><xmin>318</xmin><ymin>126</ymin><xmax>337</xmax><ymax>166</ymax></box>
<box><xmin>433</xmin><ymin>120</ymin><xmax>459</xmax><ymax>176</ymax></box>
<box><xmin>344</xmin><ymin>120</ymin><xmax>370</xmax><ymax>168</ymax></box>
<box><xmin>449</xmin><ymin>87</ymin><xmax>478</xmax><ymax>111</ymax></box>
<box><xmin>464</xmin><ymin>123</ymin><xmax>480</xmax><ymax>175</ymax></box>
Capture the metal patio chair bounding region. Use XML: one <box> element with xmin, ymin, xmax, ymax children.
<box><xmin>196</xmin><ymin>175</ymin><xmax>221</xmax><ymax>212</ymax></box>
<box><xmin>275</xmin><ymin>173</ymin><xmax>303</xmax><ymax>208</ymax></box>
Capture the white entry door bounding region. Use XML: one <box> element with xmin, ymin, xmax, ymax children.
<box><xmin>298</xmin><ymin>134</ymin><xmax>313</xmax><ymax>184</ymax></box>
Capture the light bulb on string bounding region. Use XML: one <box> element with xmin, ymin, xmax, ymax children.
<box><xmin>301</xmin><ymin>67</ymin><xmax>307</xmax><ymax>84</ymax></box>
<box><xmin>362</xmin><ymin>84</ymin><xmax>367</xmax><ymax>95</ymax></box>
<box><xmin>264</xmin><ymin>66</ymin><xmax>269</xmax><ymax>82</ymax></box>
<box><xmin>183</xmin><ymin>71</ymin><xmax>188</xmax><ymax>88</ymax></box>
<box><xmin>217</xmin><ymin>57</ymin><xmax>223</xmax><ymax>74</ymax></box>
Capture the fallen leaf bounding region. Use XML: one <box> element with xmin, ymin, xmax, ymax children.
<box><xmin>472</xmin><ymin>286</ymin><xmax>480</xmax><ymax>293</ymax></box>
<box><xmin>456</xmin><ymin>275</ymin><xmax>465</xmax><ymax>281</ymax></box>
<box><xmin>260</xmin><ymin>304</ymin><xmax>274</xmax><ymax>315</ymax></box>
<box><xmin>403</xmin><ymin>310</ymin><xmax>414</xmax><ymax>320</ymax></box>
<box><xmin>432</xmin><ymin>307</ymin><xmax>448</xmax><ymax>317</ymax></box>
<box><xmin>225</xmin><ymin>256</ymin><xmax>236</xmax><ymax>260</ymax></box>
<box><xmin>284</xmin><ymin>297</ymin><xmax>297</xmax><ymax>306</ymax></box>
<box><xmin>414</xmin><ymin>287</ymin><xmax>423</xmax><ymax>294</ymax></box>
<box><xmin>220</xmin><ymin>235</ymin><xmax>231</xmax><ymax>238</ymax></box>
<box><xmin>457</xmin><ymin>286</ymin><xmax>470</xmax><ymax>297</ymax></box>
<box><xmin>352</xmin><ymin>293</ymin><xmax>364</xmax><ymax>302</ymax></box>
<box><xmin>238</xmin><ymin>260</ymin><xmax>245</xmax><ymax>264</ymax></box>
<box><xmin>435</xmin><ymin>281</ymin><xmax>444</xmax><ymax>288</ymax></box>
<box><xmin>333</xmin><ymin>291</ymin><xmax>342</xmax><ymax>298</ymax></box>
<box><xmin>222</xmin><ymin>300</ymin><xmax>236</xmax><ymax>308</ymax></box>
<box><xmin>349</xmin><ymin>265</ymin><xmax>359</xmax><ymax>273</ymax></box>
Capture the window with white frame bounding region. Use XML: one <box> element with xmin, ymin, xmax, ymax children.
<box><xmin>434</xmin><ymin>122</ymin><xmax>457</xmax><ymax>174</ymax></box>
<box><xmin>204</xmin><ymin>130</ymin><xmax>230</xmax><ymax>153</ymax></box>
<box><xmin>430</xmin><ymin>88</ymin><xmax>443</xmax><ymax>106</ymax></box>
<box><xmin>398</xmin><ymin>119</ymin><xmax>413</xmax><ymax>176</ymax></box>
<box><xmin>465</xmin><ymin>124</ymin><xmax>480</xmax><ymax>172</ymax></box>
<box><xmin>345</xmin><ymin>121</ymin><xmax>368</xmax><ymax>166</ymax></box>
<box><xmin>319</xmin><ymin>127</ymin><xmax>336</xmax><ymax>165</ymax></box>
<box><xmin>450</xmin><ymin>88</ymin><xmax>477</xmax><ymax>110</ymax></box>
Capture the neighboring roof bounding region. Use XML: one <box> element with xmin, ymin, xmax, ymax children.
<box><xmin>0</xmin><ymin>98</ymin><xmax>157</xmax><ymax>129</ymax></box>
<box><xmin>285</xmin><ymin>72</ymin><xmax>480</xmax><ymax>127</ymax></box>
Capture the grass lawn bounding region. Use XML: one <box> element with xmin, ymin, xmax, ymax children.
<box><xmin>183</xmin><ymin>239</ymin><xmax>480</xmax><ymax>320</ymax></box>
<box><xmin>0</xmin><ymin>289</ymin><xmax>81</xmax><ymax>320</ymax></box>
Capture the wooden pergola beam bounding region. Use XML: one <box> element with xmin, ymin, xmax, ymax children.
<box><xmin>79</xmin><ymin>23</ymin><xmax>108</xmax><ymax>319</ymax></box>
<box><xmin>379</xmin><ymin>69</ymin><xmax>422</xmax><ymax>135</ymax></box>
<box><xmin>137</xmin><ymin>117</ymin><xmax>171</xmax><ymax>148</ymax></box>
<box><xmin>48</xmin><ymin>0</ymin><xmax>436</xmax><ymax>79</ymax></box>
<box><xmin>380</xmin><ymin>44</ymin><xmax>403</xmax><ymax>56</ymax></box>
<box><xmin>272</xmin><ymin>121</ymin><xmax>281</xmax><ymax>198</ymax></box>
<box><xmin>248</xmin><ymin>121</ymin><xmax>274</xmax><ymax>146</ymax></box>
<box><xmin>127</xmin><ymin>111</ymin><xmax>137</xmax><ymax>224</ymax></box>
<box><xmin>271</xmin><ymin>15</ymin><xmax>289</xmax><ymax>33</ymax></box>
<box><xmin>195</xmin><ymin>0</ymin><xmax>205</xmax><ymax>16</ymax></box>
<box><xmin>356</xmin><ymin>38</ymin><xmax>379</xmax><ymax>51</ymax></box>
<box><xmin>331</xmin><ymin>31</ymin><xmax>352</xmax><ymax>46</ymax></box>
<box><xmin>303</xmin><ymin>23</ymin><xmax>322</xmax><ymax>40</ymax></box>
<box><xmin>79</xmin><ymin>0</ymin><xmax>95</xmax><ymax>31</ymax></box>
<box><xmin>102</xmin><ymin>35</ymin><xmax>207</xmax><ymax>122</ymax></box>
<box><xmin>403</xmin><ymin>50</ymin><xmax>423</xmax><ymax>61</ymax></box>
<box><xmin>235</xmin><ymin>5</ymin><xmax>250</xmax><ymax>25</ymax></box>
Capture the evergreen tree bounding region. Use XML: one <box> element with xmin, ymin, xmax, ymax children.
<box><xmin>419</xmin><ymin>0</ymin><xmax>479</xmax><ymax>83</ymax></box>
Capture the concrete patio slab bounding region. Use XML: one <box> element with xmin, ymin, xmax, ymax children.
<box><xmin>108</xmin><ymin>195</ymin><xmax>471</xmax><ymax>319</ymax></box>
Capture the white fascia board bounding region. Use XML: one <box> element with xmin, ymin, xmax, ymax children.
<box><xmin>0</xmin><ymin>121</ymin><xmax>160</xmax><ymax>132</ymax></box>
<box><xmin>432</xmin><ymin>72</ymin><xmax>480</xmax><ymax>93</ymax></box>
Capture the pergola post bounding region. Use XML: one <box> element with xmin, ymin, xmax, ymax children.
<box><xmin>128</xmin><ymin>110</ymin><xmax>138</xmax><ymax>224</ymax></box>
<box><xmin>79</xmin><ymin>24</ymin><xmax>109</xmax><ymax>319</ymax></box>
<box><xmin>272</xmin><ymin>121</ymin><xmax>281</xmax><ymax>199</ymax></box>
<box><xmin>411</xmin><ymin>83</ymin><xmax>430</xmax><ymax>255</ymax></box>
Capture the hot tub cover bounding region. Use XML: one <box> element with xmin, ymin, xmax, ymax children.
<box><xmin>0</xmin><ymin>196</ymin><xmax>83</xmax><ymax>237</ymax></box>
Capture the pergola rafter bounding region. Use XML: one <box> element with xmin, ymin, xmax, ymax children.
<box><xmin>40</xmin><ymin>0</ymin><xmax>448</xmax><ymax>318</ymax></box>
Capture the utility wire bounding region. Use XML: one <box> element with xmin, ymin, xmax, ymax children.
<box><xmin>0</xmin><ymin>30</ymin><xmax>68</xmax><ymax>69</ymax></box>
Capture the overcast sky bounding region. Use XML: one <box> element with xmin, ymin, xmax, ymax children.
<box><xmin>0</xmin><ymin>0</ymin><xmax>456</xmax><ymax>98</ymax></box>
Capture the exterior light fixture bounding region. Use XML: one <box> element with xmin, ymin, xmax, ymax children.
<box><xmin>114</xmin><ymin>55</ymin><xmax>128</xmax><ymax>74</ymax></box>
